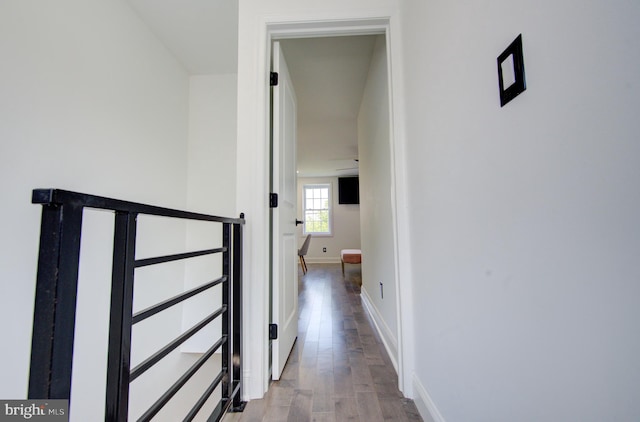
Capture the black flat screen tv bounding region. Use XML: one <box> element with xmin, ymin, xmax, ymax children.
<box><xmin>338</xmin><ymin>177</ymin><xmax>359</xmax><ymax>204</ymax></box>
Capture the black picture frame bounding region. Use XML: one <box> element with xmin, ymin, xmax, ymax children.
<box><xmin>497</xmin><ymin>34</ymin><xmax>526</xmax><ymax>107</ymax></box>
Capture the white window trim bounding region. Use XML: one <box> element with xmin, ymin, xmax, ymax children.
<box><xmin>302</xmin><ymin>183</ymin><xmax>333</xmax><ymax>236</ymax></box>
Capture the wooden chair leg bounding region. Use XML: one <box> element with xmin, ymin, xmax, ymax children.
<box><xmin>341</xmin><ymin>260</ymin><xmax>345</xmax><ymax>276</ymax></box>
<box><xmin>300</xmin><ymin>255</ymin><xmax>307</xmax><ymax>274</ymax></box>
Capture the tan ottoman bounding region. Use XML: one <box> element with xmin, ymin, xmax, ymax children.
<box><xmin>341</xmin><ymin>249</ymin><xmax>361</xmax><ymax>275</ymax></box>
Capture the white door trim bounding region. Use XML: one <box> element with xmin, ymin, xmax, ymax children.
<box><xmin>236</xmin><ymin>10</ymin><xmax>415</xmax><ymax>400</ymax></box>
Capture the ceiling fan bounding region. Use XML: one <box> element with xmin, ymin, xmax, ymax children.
<box><xmin>336</xmin><ymin>158</ymin><xmax>359</xmax><ymax>171</ymax></box>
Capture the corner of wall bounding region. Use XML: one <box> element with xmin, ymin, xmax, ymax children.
<box><xmin>412</xmin><ymin>374</ymin><xmax>446</xmax><ymax>422</ymax></box>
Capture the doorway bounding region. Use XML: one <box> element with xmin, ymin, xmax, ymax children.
<box><xmin>235</xmin><ymin>14</ymin><xmax>414</xmax><ymax>401</ymax></box>
<box><xmin>268</xmin><ymin>27</ymin><xmax>405</xmax><ymax>392</ymax></box>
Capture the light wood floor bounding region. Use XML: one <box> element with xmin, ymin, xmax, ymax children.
<box><xmin>224</xmin><ymin>263</ymin><xmax>422</xmax><ymax>422</ymax></box>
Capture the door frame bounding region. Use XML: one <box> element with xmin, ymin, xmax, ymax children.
<box><xmin>236</xmin><ymin>11</ymin><xmax>415</xmax><ymax>401</ymax></box>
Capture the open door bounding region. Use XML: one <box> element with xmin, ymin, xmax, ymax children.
<box><xmin>270</xmin><ymin>41</ymin><xmax>298</xmax><ymax>380</ymax></box>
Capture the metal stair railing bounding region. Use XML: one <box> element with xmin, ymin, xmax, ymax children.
<box><xmin>27</xmin><ymin>188</ymin><xmax>246</xmax><ymax>421</ymax></box>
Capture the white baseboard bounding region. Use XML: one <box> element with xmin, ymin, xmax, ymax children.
<box><xmin>242</xmin><ymin>369</ymin><xmax>251</xmax><ymax>401</ymax></box>
<box><xmin>303</xmin><ymin>257</ymin><xmax>341</xmax><ymax>264</ymax></box>
<box><xmin>413</xmin><ymin>374</ymin><xmax>446</xmax><ymax>422</ymax></box>
<box><xmin>359</xmin><ymin>287</ymin><xmax>398</xmax><ymax>372</ymax></box>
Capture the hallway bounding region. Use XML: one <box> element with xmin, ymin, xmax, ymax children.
<box><xmin>226</xmin><ymin>264</ymin><xmax>421</xmax><ymax>421</ymax></box>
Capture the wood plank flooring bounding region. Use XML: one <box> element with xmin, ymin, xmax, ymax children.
<box><xmin>224</xmin><ymin>263</ymin><xmax>422</xmax><ymax>422</ymax></box>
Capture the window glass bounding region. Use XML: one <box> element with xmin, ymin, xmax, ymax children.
<box><xmin>303</xmin><ymin>184</ymin><xmax>332</xmax><ymax>235</ymax></box>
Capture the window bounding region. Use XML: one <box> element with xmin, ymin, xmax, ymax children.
<box><xmin>303</xmin><ymin>184</ymin><xmax>332</xmax><ymax>235</ymax></box>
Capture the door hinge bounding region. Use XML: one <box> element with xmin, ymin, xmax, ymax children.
<box><xmin>270</xmin><ymin>72</ymin><xmax>279</xmax><ymax>86</ymax></box>
<box><xmin>269</xmin><ymin>324</ymin><xmax>278</xmax><ymax>340</ymax></box>
<box><xmin>270</xmin><ymin>193</ymin><xmax>278</xmax><ymax>208</ymax></box>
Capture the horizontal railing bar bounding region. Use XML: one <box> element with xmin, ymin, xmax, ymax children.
<box><xmin>137</xmin><ymin>337</ymin><xmax>227</xmax><ymax>422</ymax></box>
<box><xmin>134</xmin><ymin>248</ymin><xmax>226</xmax><ymax>268</ymax></box>
<box><xmin>32</xmin><ymin>189</ymin><xmax>245</xmax><ymax>224</ymax></box>
<box><xmin>207</xmin><ymin>382</ymin><xmax>241</xmax><ymax>422</ymax></box>
<box><xmin>183</xmin><ymin>368</ymin><xmax>226</xmax><ymax>422</ymax></box>
<box><xmin>132</xmin><ymin>276</ymin><xmax>227</xmax><ymax>325</ymax></box>
<box><xmin>231</xmin><ymin>381</ymin><xmax>242</xmax><ymax>403</ymax></box>
<box><xmin>228</xmin><ymin>381</ymin><xmax>242</xmax><ymax>408</ymax></box>
<box><xmin>208</xmin><ymin>400</ymin><xmax>227</xmax><ymax>422</ymax></box>
<box><xmin>130</xmin><ymin>306</ymin><xmax>226</xmax><ymax>381</ymax></box>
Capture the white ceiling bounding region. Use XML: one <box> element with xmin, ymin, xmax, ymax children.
<box><xmin>281</xmin><ymin>36</ymin><xmax>377</xmax><ymax>177</ymax></box>
<box><xmin>280</xmin><ymin>37</ymin><xmax>376</xmax><ymax>124</ymax></box>
<box><xmin>126</xmin><ymin>0</ymin><xmax>238</xmax><ymax>74</ymax></box>
<box><xmin>126</xmin><ymin>1</ymin><xmax>376</xmax><ymax>177</ymax></box>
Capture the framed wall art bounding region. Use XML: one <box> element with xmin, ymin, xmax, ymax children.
<box><xmin>497</xmin><ymin>34</ymin><xmax>526</xmax><ymax>107</ymax></box>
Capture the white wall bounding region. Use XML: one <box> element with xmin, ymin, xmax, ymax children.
<box><xmin>0</xmin><ymin>0</ymin><xmax>188</xmax><ymax>402</ymax></box>
<box><xmin>186</xmin><ymin>74</ymin><xmax>238</xmax><ymax>217</ymax></box>
<box><xmin>0</xmin><ymin>1</ymin><xmax>239</xmax><ymax>421</ymax></box>
<box><xmin>296</xmin><ymin>177</ymin><xmax>360</xmax><ymax>263</ymax></box>
<box><xmin>399</xmin><ymin>1</ymin><xmax>640</xmax><ymax>421</ymax></box>
<box><xmin>357</xmin><ymin>35</ymin><xmax>398</xmax><ymax>367</ymax></box>
<box><xmin>183</xmin><ymin>74</ymin><xmax>238</xmax><ymax>352</ymax></box>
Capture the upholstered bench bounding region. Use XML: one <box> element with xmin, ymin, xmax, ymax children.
<box><xmin>341</xmin><ymin>249</ymin><xmax>361</xmax><ymax>275</ymax></box>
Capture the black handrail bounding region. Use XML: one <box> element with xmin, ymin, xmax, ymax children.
<box><xmin>28</xmin><ymin>188</ymin><xmax>246</xmax><ymax>421</ymax></box>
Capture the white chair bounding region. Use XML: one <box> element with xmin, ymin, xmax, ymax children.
<box><xmin>298</xmin><ymin>234</ymin><xmax>312</xmax><ymax>274</ymax></box>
